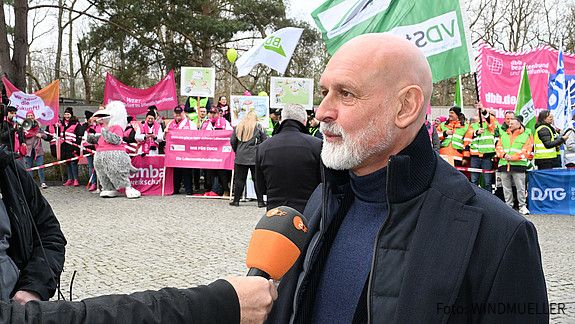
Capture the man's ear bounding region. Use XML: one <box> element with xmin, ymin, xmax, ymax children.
<box><xmin>395</xmin><ymin>85</ymin><xmax>424</xmax><ymax>129</ymax></box>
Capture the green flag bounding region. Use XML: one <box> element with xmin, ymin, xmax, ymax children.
<box><xmin>454</xmin><ymin>75</ymin><xmax>463</xmax><ymax>107</ymax></box>
<box><xmin>515</xmin><ymin>65</ymin><xmax>536</xmax><ymax>134</ymax></box>
<box><xmin>311</xmin><ymin>0</ymin><xmax>475</xmax><ymax>82</ymax></box>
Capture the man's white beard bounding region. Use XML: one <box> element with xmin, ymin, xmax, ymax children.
<box><xmin>320</xmin><ymin>120</ymin><xmax>390</xmax><ymax>170</ymax></box>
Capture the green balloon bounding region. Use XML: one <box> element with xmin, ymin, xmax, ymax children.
<box><xmin>227</xmin><ymin>48</ymin><xmax>238</xmax><ymax>63</ymax></box>
<box><xmin>258</xmin><ymin>91</ymin><xmax>268</xmax><ymax>97</ymax></box>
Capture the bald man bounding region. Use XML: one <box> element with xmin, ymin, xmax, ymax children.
<box><xmin>267</xmin><ymin>34</ymin><xmax>548</xmax><ymax>323</ymax></box>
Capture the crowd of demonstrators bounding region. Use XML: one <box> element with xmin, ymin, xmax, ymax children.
<box><xmin>255</xmin><ymin>104</ymin><xmax>322</xmax><ymax>213</ymax></box>
<box><xmin>435</xmin><ymin>101</ymin><xmax>575</xmax><ymax>215</ymax></box>
<box><xmin>167</xmin><ymin>106</ymin><xmax>197</xmax><ymax>195</ymax></box>
<box><xmin>229</xmin><ymin>111</ymin><xmax>267</xmax><ymax>207</ymax></box>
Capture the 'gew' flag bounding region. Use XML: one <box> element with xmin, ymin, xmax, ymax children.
<box><xmin>515</xmin><ymin>65</ymin><xmax>536</xmax><ymax>134</ymax></box>
<box><xmin>548</xmin><ymin>49</ymin><xmax>569</xmax><ymax>130</ymax></box>
<box><xmin>311</xmin><ymin>0</ymin><xmax>475</xmax><ymax>83</ymax></box>
<box><xmin>236</xmin><ymin>27</ymin><xmax>304</xmax><ymax>77</ymax></box>
<box><xmin>454</xmin><ymin>74</ymin><xmax>463</xmax><ymax>107</ymax></box>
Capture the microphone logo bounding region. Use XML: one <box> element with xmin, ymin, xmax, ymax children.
<box><xmin>293</xmin><ymin>216</ymin><xmax>308</xmax><ymax>233</ymax></box>
<box><xmin>266</xmin><ymin>208</ymin><xmax>288</xmax><ymax>218</ymax></box>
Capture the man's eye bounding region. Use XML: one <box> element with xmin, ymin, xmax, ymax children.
<box><xmin>341</xmin><ymin>91</ymin><xmax>352</xmax><ymax>98</ymax></box>
<box><xmin>321</xmin><ymin>90</ymin><xmax>328</xmax><ymax>97</ymax></box>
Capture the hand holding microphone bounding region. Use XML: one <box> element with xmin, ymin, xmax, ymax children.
<box><xmin>231</xmin><ymin>206</ymin><xmax>310</xmax><ymax>323</ymax></box>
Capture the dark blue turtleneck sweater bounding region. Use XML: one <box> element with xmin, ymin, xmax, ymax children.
<box><xmin>312</xmin><ymin>166</ymin><xmax>388</xmax><ymax>323</ymax></box>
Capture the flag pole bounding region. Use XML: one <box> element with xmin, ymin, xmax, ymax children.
<box><xmin>473</xmin><ymin>72</ymin><xmax>483</xmax><ymax>125</ymax></box>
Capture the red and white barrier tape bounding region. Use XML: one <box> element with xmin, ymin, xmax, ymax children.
<box><xmin>455</xmin><ymin>167</ymin><xmax>496</xmax><ymax>174</ymax></box>
<box><xmin>26</xmin><ymin>153</ymin><xmax>92</xmax><ymax>171</ymax></box>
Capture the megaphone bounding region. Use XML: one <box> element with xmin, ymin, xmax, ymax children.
<box><xmin>20</xmin><ymin>118</ymin><xmax>37</xmax><ymax>131</ymax></box>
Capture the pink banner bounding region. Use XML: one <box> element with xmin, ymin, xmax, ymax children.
<box><xmin>103</xmin><ymin>70</ymin><xmax>178</xmax><ymax>115</ymax></box>
<box><xmin>2</xmin><ymin>78</ymin><xmax>60</xmax><ymax>125</ymax></box>
<box><xmin>164</xmin><ymin>129</ymin><xmax>235</xmax><ymax>170</ymax></box>
<box><xmin>129</xmin><ymin>155</ymin><xmax>174</xmax><ymax>196</ymax></box>
<box><xmin>478</xmin><ymin>43</ymin><xmax>575</xmax><ymax>119</ymax></box>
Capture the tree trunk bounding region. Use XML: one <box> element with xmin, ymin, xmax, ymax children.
<box><xmin>55</xmin><ymin>0</ymin><xmax>64</xmax><ymax>81</ymax></box>
<box><xmin>77</xmin><ymin>43</ymin><xmax>91</xmax><ymax>104</ymax></box>
<box><xmin>0</xmin><ymin>0</ymin><xmax>13</xmax><ymax>79</ymax></box>
<box><xmin>68</xmin><ymin>12</ymin><xmax>75</xmax><ymax>98</ymax></box>
<box><xmin>11</xmin><ymin>0</ymin><xmax>28</xmax><ymax>90</ymax></box>
<box><xmin>67</xmin><ymin>0</ymin><xmax>78</xmax><ymax>98</ymax></box>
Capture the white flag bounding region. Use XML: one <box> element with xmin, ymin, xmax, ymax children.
<box><xmin>236</xmin><ymin>27</ymin><xmax>304</xmax><ymax>77</ymax></box>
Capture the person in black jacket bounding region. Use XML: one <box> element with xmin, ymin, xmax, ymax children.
<box><xmin>0</xmin><ymin>146</ymin><xmax>66</xmax><ymax>304</ymax></box>
<box><xmin>230</xmin><ymin>111</ymin><xmax>267</xmax><ymax>207</ymax></box>
<box><xmin>0</xmin><ymin>106</ymin><xmax>19</xmax><ymax>151</ymax></box>
<box><xmin>267</xmin><ymin>34</ymin><xmax>547</xmax><ymax>324</ymax></box>
<box><xmin>534</xmin><ymin>110</ymin><xmax>568</xmax><ymax>169</ymax></box>
<box><xmin>255</xmin><ymin>105</ymin><xmax>322</xmax><ymax>213</ymax></box>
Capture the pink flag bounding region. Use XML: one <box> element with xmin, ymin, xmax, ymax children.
<box><xmin>103</xmin><ymin>70</ymin><xmax>178</xmax><ymax>115</ymax></box>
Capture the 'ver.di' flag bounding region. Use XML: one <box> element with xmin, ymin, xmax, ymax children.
<box><xmin>311</xmin><ymin>0</ymin><xmax>475</xmax><ymax>82</ymax></box>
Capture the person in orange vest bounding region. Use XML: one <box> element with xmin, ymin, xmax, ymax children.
<box><xmin>495</xmin><ymin>115</ymin><xmax>533</xmax><ymax>215</ymax></box>
<box><xmin>463</xmin><ymin>103</ymin><xmax>499</xmax><ymax>191</ymax></box>
<box><xmin>436</xmin><ymin>106</ymin><xmax>469</xmax><ymax>166</ymax></box>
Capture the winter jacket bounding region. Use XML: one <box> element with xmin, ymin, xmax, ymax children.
<box><xmin>0</xmin><ymin>121</ymin><xmax>18</xmax><ymax>151</ymax></box>
<box><xmin>20</xmin><ymin>125</ymin><xmax>49</xmax><ymax>158</ymax></box>
<box><xmin>565</xmin><ymin>128</ymin><xmax>575</xmax><ymax>165</ymax></box>
<box><xmin>230</xmin><ymin>124</ymin><xmax>267</xmax><ymax>165</ymax></box>
<box><xmin>267</xmin><ymin>125</ymin><xmax>548</xmax><ymax>324</ymax></box>
<box><xmin>0</xmin><ymin>148</ymin><xmax>66</xmax><ymax>301</ymax></box>
<box><xmin>0</xmin><ymin>279</ymin><xmax>239</xmax><ymax>323</ymax></box>
<box><xmin>255</xmin><ymin>120</ymin><xmax>322</xmax><ymax>213</ymax></box>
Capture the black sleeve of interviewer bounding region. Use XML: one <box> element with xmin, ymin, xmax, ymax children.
<box><xmin>0</xmin><ymin>279</ymin><xmax>240</xmax><ymax>324</ymax></box>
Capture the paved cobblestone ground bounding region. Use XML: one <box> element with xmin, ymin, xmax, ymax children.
<box><xmin>42</xmin><ymin>187</ymin><xmax>574</xmax><ymax>323</ymax></box>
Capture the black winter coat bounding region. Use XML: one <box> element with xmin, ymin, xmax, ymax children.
<box><xmin>255</xmin><ymin>120</ymin><xmax>322</xmax><ymax>213</ymax></box>
<box><xmin>0</xmin><ymin>121</ymin><xmax>17</xmax><ymax>151</ymax></box>
<box><xmin>0</xmin><ymin>149</ymin><xmax>66</xmax><ymax>300</ymax></box>
<box><xmin>230</xmin><ymin>124</ymin><xmax>267</xmax><ymax>165</ymax></box>
<box><xmin>267</xmin><ymin>126</ymin><xmax>548</xmax><ymax>324</ymax></box>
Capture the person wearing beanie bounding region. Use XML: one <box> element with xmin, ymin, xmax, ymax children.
<box><xmin>463</xmin><ymin>102</ymin><xmax>500</xmax><ymax>192</ymax></box>
<box><xmin>60</xmin><ymin>107</ymin><xmax>82</xmax><ymax>186</ymax></box>
<box><xmin>436</xmin><ymin>106</ymin><xmax>469</xmax><ymax>166</ymax></box>
<box><xmin>135</xmin><ymin>110</ymin><xmax>165</xmax><ymax>156</ymax></box>
<box><xmin>495</xmin><ymin>115</ymin><xmax>533</xmax><ymax>215</ymax></box>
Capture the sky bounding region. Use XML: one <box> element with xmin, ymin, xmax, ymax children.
<box><xmin>288</xmin><ymin>0</ymin><xmax>325</xmax><ymax>25</ymax></box>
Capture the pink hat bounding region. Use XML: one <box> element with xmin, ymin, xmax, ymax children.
<box><xmin>26</xmin><ymin>110</ymin><xmax>35</xmax><ymax>117</ymax></box>
<box><xmin>437</xmin><ymin>116</ymin><xmax>447</xmax><ymax>123</ymax></box>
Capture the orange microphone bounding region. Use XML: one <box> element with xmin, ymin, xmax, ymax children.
<box><xmin>246</xmin><ymin>206</ymin><xmax>310</xmax><ymax>280</ymax></box>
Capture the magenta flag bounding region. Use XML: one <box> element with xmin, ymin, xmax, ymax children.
<box><xmin>477</xmin><ymin>43</ymin><xmax>575</xmax><ymax>121</ymax></box>
<box><xmin>103</xmin><ymin>70</ymin><xmax>178</xmax><ymax>115</ymax></box>
<box><xmin>128</xmin><ymin>155</ymin><xmax>174</xmax><ymax>196</ymax></box>
<box><xmin>164</xmin><ymin>129</ymin><xmax>235</xmax><ymax>170</ymax></box>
